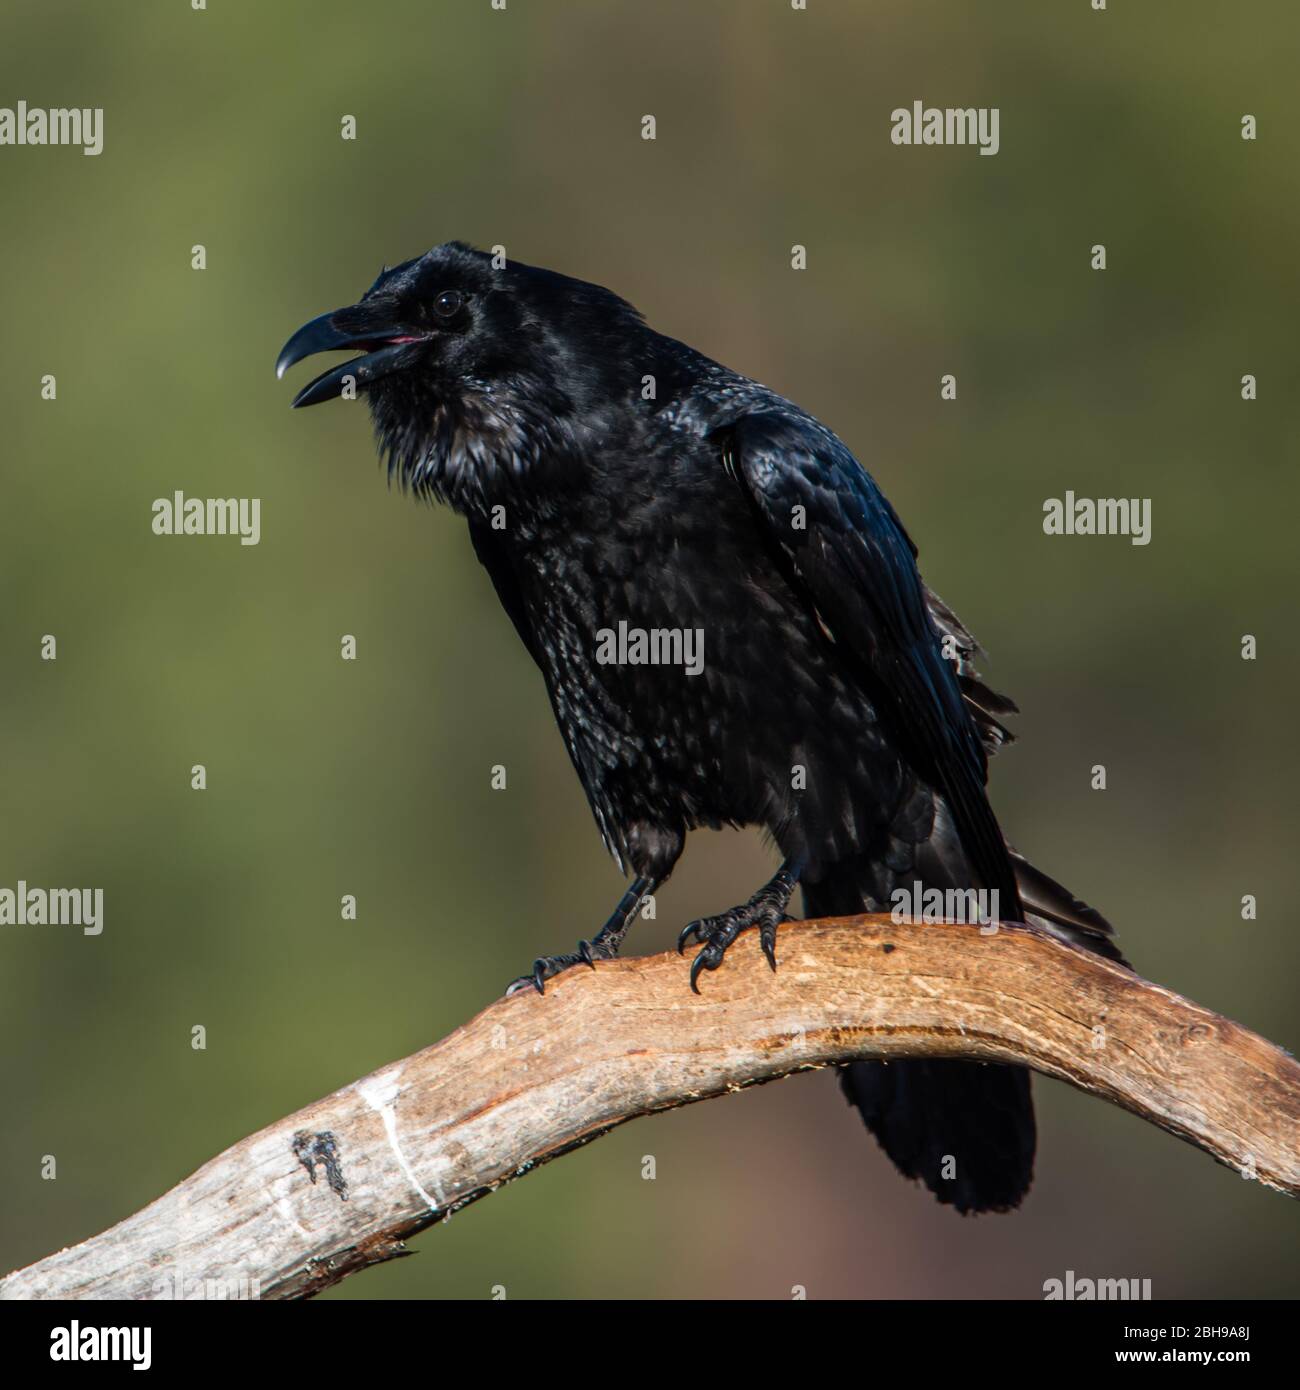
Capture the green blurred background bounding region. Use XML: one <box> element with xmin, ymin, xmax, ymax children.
<box><xmin>1</xmin><ymin>0</ymin><xmax>1296</xmax><ymax>1299</ymax></box>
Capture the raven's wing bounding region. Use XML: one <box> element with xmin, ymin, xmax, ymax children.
<box><xmin>468</xmin><ymin>519</ymin><xmax>541</xmax><ymax>668</ymax></box>
<box><xmin>924</xmin><ymin>584</ymin><xmax>1018</xmax><ymax>754</ymax></box>
<box><xmin>722</xmin><ymin>409</ymin><xmax>1022</xmax><ymax>914</ymax></box>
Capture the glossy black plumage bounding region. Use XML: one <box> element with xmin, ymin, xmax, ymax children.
<box><xmin>278</xmin><ymin>242</ymin><xmax>1125</xmax><ymax>1214</ymax></box>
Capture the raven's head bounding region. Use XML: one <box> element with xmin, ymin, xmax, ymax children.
<box><xmin>276</xmin><ymin>241</ymin><xmax>645</xmax><ymax>507</ymax></box>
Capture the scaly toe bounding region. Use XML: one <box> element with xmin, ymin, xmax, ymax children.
<box><xmin>503</xmin><ymin>949</ymin><xmax>587</xmax><ymax>997</ymax></box>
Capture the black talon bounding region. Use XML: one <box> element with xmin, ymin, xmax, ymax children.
<box><xmin>676</xmin><ymin>858</ymin><xmax>804</xmax><ymax>992</ymax></box>
<box><xmin>760</xmin><ymin>919</ymin><xmax>780</xmax><ymax>972</ymax></box>
<box><xmin>502</xmin><ymin>874</ymin><xmax>661</xmax><ymax>997</ymax></box>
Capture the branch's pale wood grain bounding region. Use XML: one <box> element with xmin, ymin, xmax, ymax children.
<box><xmin>4</xmin><ymin>915</ymin><xmax>1297</xmax><ymax>1300</ymax></box>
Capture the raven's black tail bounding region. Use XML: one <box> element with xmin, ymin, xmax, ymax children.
<box><xmin>804</xmin><ymin>846</ymin><xmax>1123</xmax><ymax>1215</ymax></box>
<box><xmin>839</xmin><ymin>1051</ymin><xmax>1035</xmax><ymax>1214</ymax></box>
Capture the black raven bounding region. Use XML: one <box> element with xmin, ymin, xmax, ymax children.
<box><xmin>277</xmin><ymin>242</ymin><xmax>1124</xmax><ymax>1214</ymax></box>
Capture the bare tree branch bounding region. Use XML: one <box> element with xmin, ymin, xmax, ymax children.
<box><xmin>3</xmin><ymin>915</ymin><xmax>1297</xmax><ymax>1300</ymax></box>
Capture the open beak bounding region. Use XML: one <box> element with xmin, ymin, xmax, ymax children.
<box><xmin>275</xmin><ymin>305</ymin><xmax>429</xmax><ymax>407</ymax></box>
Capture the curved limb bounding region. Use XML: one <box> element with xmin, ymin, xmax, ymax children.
<box><xmin>677</xmin><ymin>856</ymin><xmax>805</xmax><ymax>993</ymax></box>
<box><xmin>506</xmin><ymin>876</ymin><xmax>658</xmax><ymax>995</ymax></box>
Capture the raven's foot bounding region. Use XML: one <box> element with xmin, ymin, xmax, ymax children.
<box><xmin>504</xmin><ymin>874</ymin><xmax>660</xmax><ymax>997</ymax></box>
<box><xmin>677</xmin><ymin>858</ymin><xmax>803</xmax><ymax>994</ymax></box>
<box><xmin>504</xmin><ymin>937</ymin><xmax>616</xmax><ymax>997</ymax></box>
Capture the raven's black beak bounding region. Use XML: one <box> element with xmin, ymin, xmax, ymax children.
<box><xmin>275</xmin><ymin>306</ymin><xmax>428</xmax><ymax>408</ymax></box>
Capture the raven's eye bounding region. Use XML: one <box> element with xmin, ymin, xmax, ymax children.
<box><xmin>433</xmin><ymin>289</ymin><xmax>464</xmax><ymax>318</ymax></box>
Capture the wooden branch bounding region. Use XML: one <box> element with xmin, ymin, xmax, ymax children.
<box><xmin>3</xmin><ymin>915</ymin><xmax>1297</xmax><ymax>1300</ymax></box>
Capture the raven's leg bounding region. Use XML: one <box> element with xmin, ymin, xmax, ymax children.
<box><xmin>505</xmin><ymin>876</ymin><xmax>659</xmax><ymax>997</ymax></box>
<box><xmin>677</xmin><ymin>856</ymin><xmax>805</xmax><ymax>994</ymax></box>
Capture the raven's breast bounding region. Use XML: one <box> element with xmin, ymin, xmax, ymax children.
<box><xmin>512</xmin><ymin>456</ymin><xmax>906</xmax><ymax>870</ymax></box>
